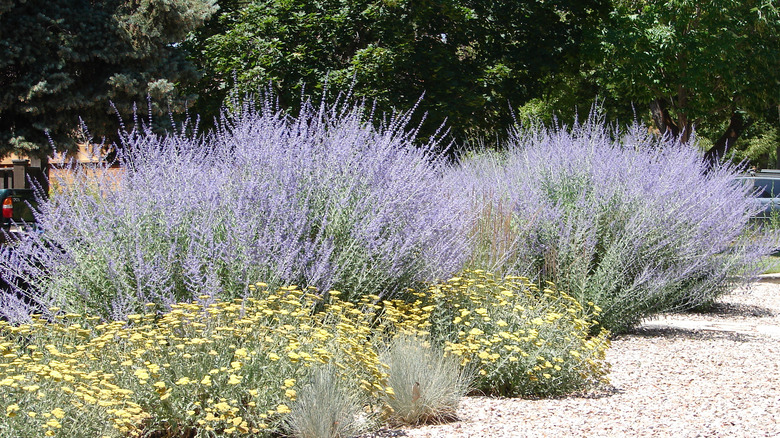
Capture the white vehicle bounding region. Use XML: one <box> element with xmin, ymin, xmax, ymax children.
<box><xmin>735</xmin><ymin>169</ymin><xmax>780</xmax><ymax>220</ymax></box>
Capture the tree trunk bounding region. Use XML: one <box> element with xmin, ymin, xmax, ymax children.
<box><xmin>678</xmin><ymin>112</ymin><xmax>691</xmax><ymax>143</ymax></box>
<box><xmin>704</xmin><ymin>111</ymin><xmax>750</xmax><ymax>169</ymax></box>
<box><xmin>776</xmin><ymin>105</ymin><xmax>780</xmax><ymax>169</ymax></box>
<box><xmin>676</xmin><ymin>85</ymin><xmax>692</xmax><ymax>143</ymax></box>
<box><xmin>650</xmin><ymin>99</ymin><xmax>679</xmax><ymax>138</ymax></box>
<box><xmin>776</xmin><ymin>143</ymin><xmax>780</xmax><ymax>170</ymax></box>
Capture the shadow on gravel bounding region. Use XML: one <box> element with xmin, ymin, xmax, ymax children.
<box><xmin>626</xmin><ymin>326</ymin><xmax>757</xmax><ymax>342</ymax></box>
<box><xmin>569</xmin><ymin>385</ymin><xmax>625</xmax><ymax>400</ymax></box>
<box><xmin>685</xmin><ymin>302</ymin><xmax>776</xmax><ymax>318</ymax></box>
<box><xmin>360</xmin><ymin>429</ymin><xmax>409</xmax><ymax>437</ymax></box>
<box><xmin>756</xmin><ymin>276</ymin><xmax>780</xmax><ymax>284</ymax></box>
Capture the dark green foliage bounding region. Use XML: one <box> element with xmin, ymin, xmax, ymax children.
<box><xmin>725</xmin><ymin>108</ymin><xmax>780</xmax><ymax>168</ymax></box>
<box><xmin>0</xmin><ymin>0</ymin><xmax>217</xmax><ymax>157</ymax></box>
<box><xmin>4</xmin><ymin>0</ymin><xmax>777</xmax><ymax>163</ymax></box>
<box><xmin>590</xmin><ymin>0</ymin><xmax>780</xmax><ymax>158</ymax></box>
<box><xmin>186</xmin><ymin>0</ymin><xmax>607</xmax><ymax>147</ymax></box>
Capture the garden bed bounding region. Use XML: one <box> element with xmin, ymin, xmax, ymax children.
<box><xmin>374</xmin><ymin>280</ymin><xmax>780</xmax><ymax>437</ymax></box>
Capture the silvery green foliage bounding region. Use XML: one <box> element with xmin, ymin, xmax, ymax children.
<box><xmin>0</xmin><ymin>97</ymin><xmax>471</xmax><ymax>321</ymax></box>
<box><xmin>452</xmin><ymin>114</ymin><xmax>778</xmax><ymax>333</ymax></box>
<box><xmin>380</xmin><ymin>334</ymin><xmax>471</xmax><ymax>426</ymax></box>
<box><xmin>284</xmin><ymin>365</ymin><xmax>373</xmax><ymax>438</ymax></box>
<box><xmin>283</xmin><ymin>365</ymin><xmax>375</xmax><ymax>438</ymax></box>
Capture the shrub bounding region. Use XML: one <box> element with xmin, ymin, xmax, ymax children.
<box><xmin>408</xmin><ymin>270</ymin><xmax>610</xmax><ymax>398</ymax></box>
<box><xmin>1</xmin><ymin>273</ymin><xmax>610</xmax><ymax>437</ymax></box>
<box><xmin>450</xmin><ymin>116</ymin><xmax>777</xmax><ymax>332</ymax></box>
<box><xmin>379</xmin><ymin>334</ymin><xmax>471</xmax><ymax>426</ymax></box>
<box><xmin>0</xmin><ymin>96</ymin><xmax>471</xmax><ymax>321</ymax></box>
<box><xmin>0</xmin><ymin>285</ymin><xmax>395</xmax><ymax>437</ymax></box>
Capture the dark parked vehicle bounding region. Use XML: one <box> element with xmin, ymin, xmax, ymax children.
<box><xmin>0</xmin><ymin>188</ymin><xmax>39</xmax><ymax>245</ymax></box>
<box><xmin>0</xmin><ymin>160</ymin><xmax>47</xmax><ymax>320</ymax></box>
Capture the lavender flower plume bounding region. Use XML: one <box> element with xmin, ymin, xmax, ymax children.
<box><xmin>451</xmin><ymin>113</ymin><xmax>777</xmax><ymax>332</ymax></box>
<box><xmin>0</xmin><ymin>95</ymin><xmax>472</xmax><ymax>321</ymax></box>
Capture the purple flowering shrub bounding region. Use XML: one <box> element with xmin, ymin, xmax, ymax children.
<box><xmin>0</xmin><ymin>98</ymin><xmax>471</xmax><ymax>321</ymax></box>
<box><xmin>451</xmin><ymin>115</ymin><xmax>776</xmax><ymax>333</ymax></box>
<box><xmin>2</xmin><ymin>98</ymin><xmax>771</xmax><ymax>332</ymax></box>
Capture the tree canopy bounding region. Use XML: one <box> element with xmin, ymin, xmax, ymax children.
<box><xmin>186</xmin><ymin>0</ymin><xmax>607</xmax><ymax>145</ymax></box>
<box><xmin>2</xmin><ymin>0</ymin><xmax>778</xmax><ymax>165</ymax></box>
<box><xmin>0</xmin><ymin>0</ymin><xmax>217</xmax><ymax>158</ymax></box>
<box><xmin>591</xmin><ymin>0</ymin><xmax>780</xmax><ymax>162</ymax></box>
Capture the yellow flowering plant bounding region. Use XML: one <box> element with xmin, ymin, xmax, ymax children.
<box><xmin>0</xmin><ymin>316</ymin><xmax>150</xmax><ymax>437</ymax></box>
<box><xmin>0</xmin><ymin>286</ymin><xmax>394</xmax><ymax>437</ymax></box>
<box><xmin>395</xmin><ymin>270</ymin><xmax>611</xmax><ymax>397</ymax></box>
<box><xmin>1</xmin><ymin>272</ymin><xmax>612</xmax><ymax>437</ymax></box>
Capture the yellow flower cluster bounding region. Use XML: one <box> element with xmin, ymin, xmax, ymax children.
<box><xmin>382</xmin><ymin>270</ymin><xmax>612</xmax><ymax>397</ymax></box>
<box><xmin>0</xmin><ymin>271</ymin><xmax>612</xmax><ymax>435</ymax></box>
<box><xmin>0</xmin><ymin>286</ymin><xmax>398</xmax><ymax>437</ymax></box>
<box><xmin>1</xmin><ymin>319</ymin><xmax>148</xmax><ymax>437</ymax></box>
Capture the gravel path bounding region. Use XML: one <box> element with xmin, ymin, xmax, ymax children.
<box><xmin>372</xmin><ymin>279</ymin><xmax>780</xmax><ymax>437</ymax></box>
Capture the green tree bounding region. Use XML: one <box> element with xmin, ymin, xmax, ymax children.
<box><xmin>0</xmin><ymin>0</ymin><xmax>217</xmax><ymax>158</ymax></box>
<box><xmin>187</xmin><ymin>0</ymin><xmax>606</xmax><ymax>147</ymax></box>
<box><xmin>592</xmin><ymin>0</ymin><xmax>780</xmax><ymax>163</ymax></box>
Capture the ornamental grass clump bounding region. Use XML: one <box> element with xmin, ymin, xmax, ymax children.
<box><xmin>379</xmin><ymin>334</ymin><xmax>471</xmax><ymax>426</ymax></box>
<box><xmin>284</xmin><ymin>364</ymin><xmax>374</xmax><ymax>438</ymax></box>
<box><xmin>451</xmin><ymin>115</ymin><xmax>778</xmax><ymax>333</ymax></box>
<box><xmin>0</xmin><ymin>95</ymin><xmax>470</xmax><ymax>321</ymax></box>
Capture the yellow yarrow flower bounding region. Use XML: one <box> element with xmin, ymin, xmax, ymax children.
<box><xmin>6</xmin><ymin>404</ymin><xmax>20</xmax><ymax>417</ymax></box>
<box><xmin>51</xmin><ymin>408</ymin><xmax>65</xmax><ymax>419</ymax></box>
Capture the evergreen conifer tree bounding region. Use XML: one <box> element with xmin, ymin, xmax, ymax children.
<box><xmin>0</xmin><ymin>0</ymin><xmax>217</xmax><ymax>157</ymax></box>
